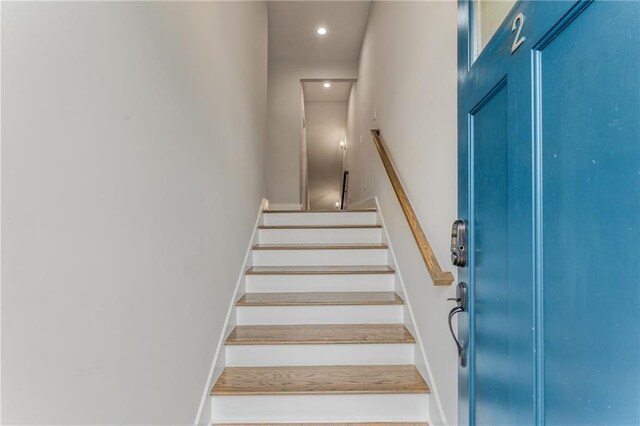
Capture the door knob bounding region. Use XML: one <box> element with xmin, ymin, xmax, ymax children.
<box><xmin>447</xmin><ymin>282</ymin><xmax>468</xmax><ymax>367</ymax></box>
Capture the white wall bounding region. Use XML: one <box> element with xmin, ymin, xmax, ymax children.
<box><xmin>346</xmin><ymin>2</ymin><xmax>458</xmax><ymax>424</ymax></box>
<box><xmin>1</xmin><ymin>2</ymin><xmax>267</xmax><ymax>424</ymax></box>
<box><xmin>305</xmin><ymin>101</ymin><xmax>348</xmax><ymax>210</ymax></box>
<box><xmin>267</xmin><ymin>60</ymin><xmax>357</xmax><ymax>207</ymax></box>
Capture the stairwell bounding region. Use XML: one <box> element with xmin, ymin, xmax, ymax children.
<box><xmin>209</xmin><ymin>208</ymin><xmax>431</xmax><ymax>424</ymax></box>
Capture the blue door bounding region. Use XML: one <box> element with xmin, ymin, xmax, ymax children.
<box><xmin>457</xmin><ymin>1</ymin><xmax>640</xmax><ymax>424</ymax></box>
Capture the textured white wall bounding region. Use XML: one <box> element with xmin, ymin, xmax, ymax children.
<box><xmin>346</xmin><ymin>2</ymin><xmax>459</xmax><ymax>424</ymax></box>
<box><xmin>1</xmin><ymin>2</ymin><xmax>267</xmax><ymax>423</ymax></box>
<box><xmin>267</xmin><ymin>60</ymin><xmax>357</xmax><ymax>206</ymax></box>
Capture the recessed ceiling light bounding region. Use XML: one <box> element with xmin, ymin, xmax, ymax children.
<box><xmin>323</xmin><ymin>82</ymin><xmax>331</xmax><ymax>88</ymax></box>
<box><xmin>317</xmin><ymin>27</ymin><xmax>327</xmax><ymax>36</ymax></box>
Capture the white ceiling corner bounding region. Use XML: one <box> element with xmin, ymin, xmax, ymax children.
<box><xmin>268</xmin><ymin>1</ymin><xmax>372</xmax><ymax>62</ymax></box>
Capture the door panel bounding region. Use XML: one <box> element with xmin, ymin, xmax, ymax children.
<box><xmin>459</xmin><ymin>0</ymin><xmax>640</xmax><ymax>424</ymax></box>
<box><xmin>471</xmin><ymin>83</ymin><xmax>511</xmax><ymax>425</ymax></box>
<box><xmin>539</xmin><ymin>2</ymin><xmax>640</xmax><ymax>424</ymax></box>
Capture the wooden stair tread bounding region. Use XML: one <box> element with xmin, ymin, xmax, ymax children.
<box><xmin>225</xmin><ymin>324</ymin><xmax>415</xmax><ymax>345</ymax></box>
<box><xmin>237</xmin><ymin>291</ymin><xmax>404</xmax><ymax>306</ymax></box>
<box><xmin>245</xmin><ymin>265</ymin><xmax>395</xmax><ymax>275</ymax></box>
<box><xmin>214</xmin><ymin>423</ymin><xmax>428</xmax><ymax>425</ymax></box>
<box><xmin>211</xmin><ymin>365</ymin><xmax>429</xmax><ymax>396</ymax></box>
<box><xmin>259</xmin><ymin>224</ymin><xmax>382</xmax><ymax>229</ymax></box>
<box><xmin>253</xmin><ymin>243</ymin><xmax>387</xmax><ymax>250</ymax></box>
<box><xmin>264</xmin><ymin>209</ymin><xmax>377</xmax><ymax>213</ymax></box>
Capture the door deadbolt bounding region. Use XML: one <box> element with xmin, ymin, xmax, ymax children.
<box><xmin>451</xmin><ymin>219</ymin><xmax>468</xmax><ymax>267</ymax></box>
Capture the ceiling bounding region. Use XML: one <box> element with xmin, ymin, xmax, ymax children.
<box><xmin>268</xmin><ymin>1</ymin><xmax>372</xmax><ymax>61</ymax></box>
<box><xmin>302</xmin><ymin>81</ymin><xmax>353</xmax><ymax>102</ymax></box>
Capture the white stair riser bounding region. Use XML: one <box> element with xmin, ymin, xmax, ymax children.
<box><xmin>225</xmin><ymin>343</ymin><xmax>415</xmax><ymax>366</ymax></box>
<box><xmin>211</xmin><ymin>394</ymin><xmax>429</xmax><ymax>423</ymax></box>
<box><xmin>259</xmin><ymin>228</ymin><xmax>382</xmax><ymax>245</ymax></box>
<box><xmin>253</xmin><ymin>249</ymin><xmax>388</xmax><ymax>266</ymax></box>
<box><xmin>236</xmin><ymin>305</ymin><xmax>403</xmax><ymax>325</ymax></box>
<box><xmin>245</xmin><ymin>274</ymin><xmax>395</xmax><ymax>292</ymax></box>
<box><xmin>263</xmin><ymin>212</ymin><xmax>378</xmax><ymax>226</ymax></box>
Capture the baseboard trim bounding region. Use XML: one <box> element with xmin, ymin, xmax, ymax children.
<box><xmin>193</xmin><ymin>198</ymin><xmax>267</xmax><ymax>425</ymax></box>
<box><xmin>374</xmin><ymin>197</ymin><xmax>448</xmax><ymax>425</ymax></box>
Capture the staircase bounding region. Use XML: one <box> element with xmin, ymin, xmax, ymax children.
<box><xmin>210</xmin><ymin>208</ymin><xmax>431</xmax><ymax>424</ymax></box>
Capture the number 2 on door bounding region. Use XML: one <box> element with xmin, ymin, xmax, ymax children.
<box><xmin>511</xmin><ymin>12</ymin><xmax>526</xmax><ymax>53</ymax></box>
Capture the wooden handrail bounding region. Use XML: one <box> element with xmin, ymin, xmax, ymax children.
<box><xmin>370</xmin><ymin>130</ymin><xmax>454</xmax><ymax>286</ymax></box>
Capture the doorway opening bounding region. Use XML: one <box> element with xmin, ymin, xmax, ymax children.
<box><xmin>300</xmin><ymin>78</ymin><xmax>355</xmax><ymax>210</ymax></box>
